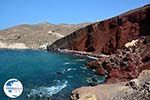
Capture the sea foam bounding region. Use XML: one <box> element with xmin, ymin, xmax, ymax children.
<box><xmin>27</xmin><ymin>80</ymin><xmax>68</xmax><ymax>98</ymax></box>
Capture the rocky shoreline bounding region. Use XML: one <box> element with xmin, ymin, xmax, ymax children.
<box><xmin>0</xmin><ymin>4</ymin><xmax>149</xmax><ymax>100</ymax></box>
<box><xmin>46</xmin><ymin>5</ymin><xmax>150</xmax><ymax>100</ymax></box>
<box><xmin>51</xmin><ymin>48</ymin><xmax>110</xmax><ymax>60</ymax></box>
<box><xmin>71</xmin><ymin>70</ymin><xmax>150</xmax><ymax>100</ymax></box>
<box><xmin>71</xmin><ymin>36</ymin><xmax>149</xmax><ymax>100</ymax></box>
<box><xmin>87</xmin><ymin>36</ymin><xmax>150</xmax><ymax>83</ymax></box>
<box><xmin>47</xmin><ymin>36</ymin><xmax>150</xmax><ymax>100</ymax></box>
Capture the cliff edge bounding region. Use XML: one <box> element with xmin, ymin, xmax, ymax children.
<box><xmin>48</xmin><ymin>5</ymin><xmax>150</xmax><ymax>54</ymax></box>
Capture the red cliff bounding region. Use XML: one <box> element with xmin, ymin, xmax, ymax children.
<box><xmin>48</xmin><ymin>5</ymin><xmax>150</xmax><ymax>54</ymax></box>
<box><xmin>48</xmin><ymin>5</ymin><xmax>150</xmax><ymax>83</ymax></box>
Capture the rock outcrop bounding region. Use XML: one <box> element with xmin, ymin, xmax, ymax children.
<box><xmin>48</xmin><ymin>5</ymin><xmax>150</xmax><ymax>54</ymax></box>
<box><xmin>71</xmin><ymin>70</ymin><xmax>150</xmax><ymax>100</ymax></box>
<box><xmin>87</xmin><ymin>36</ymin><xmax>150</xmax><ymax>83</ymax></box>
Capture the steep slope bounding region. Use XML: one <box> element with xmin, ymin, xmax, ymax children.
<box><xmin>48</xmin><ymin>5</ymin><xmax>150</xmax><ymax>54</ymax></box>
<box><xmin>0</xmin><ymin>22</ymin><xmax>90</xmax><ymax>49</ymax></box>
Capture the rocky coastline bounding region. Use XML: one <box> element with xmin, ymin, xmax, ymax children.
<box><xmin>47</xmin><ymin>5</ymin><xmax>150</xmax><ymax>100</ymax></box>
<box><xmin>46</xmin><ymin>35</ymin><xmax>150</xmax><ymax>100</ymax></box>
<box><xmin>51</xmin><ymin>48</ymin><xmax>110</xmax><ymax>60</ymax></box>
<box><xmin>0</xmin><ymin>4</ymin><xmax>149</xmax><ymax>100</ymax></box>
<box><xmin>71</xmin><ymin>70</ymin><xmax>150</xmax><ymax>100</ymax></box>
<box><xmin>87</xmin><ymin>36</ymin><xmax>150</xmax><ymax>83</ymax></box>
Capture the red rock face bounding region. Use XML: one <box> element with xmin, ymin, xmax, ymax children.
<box><xmin>87</xmin><ymin>36</ymin><xmax>150</xmax><ymax>82</ymax></box>
<box><xmin>48</xmin><ymin>5</ymin><xmax>150</xmax><ymax>83</ymax></box>
<box><xmin>48</xmin><ymin>5</ymin><xmax>150</xmax><ymax>54</ymax></box>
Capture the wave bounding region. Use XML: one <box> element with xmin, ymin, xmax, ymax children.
<box><xmin>56</xmin><ymin>68</ymin><xmax>76</xmax><ymax>75</ymax></box>
<box><xmin>64</xmin><ymin>68</ymin><xmax>76</xmax><ymax>72</ymax></box>
<box><xmin>63</xmin><ymin>62</ymin><xmax>70</xmax><ymax>65</ymax></box>
<box><xmin>27</xmin><ymin>80</ymin><xmax>68</xmax><ymax>98</ymax></box>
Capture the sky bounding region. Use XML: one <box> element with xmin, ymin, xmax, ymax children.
<box><xmin>0</xmin><ymin>0</ymin><xmax>150</xmax><ymax>29</ymax></box>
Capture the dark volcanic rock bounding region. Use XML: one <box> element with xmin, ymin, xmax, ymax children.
<box><xmin>48</xmin><ymin>5</ymin><xmax>150</xmax><ymax>54</ymax></box>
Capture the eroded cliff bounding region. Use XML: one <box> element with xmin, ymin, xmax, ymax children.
<box><xmin>48</xmin><ymin>5</ymin><xmax>150</xmax><ymax>54</ymax></box>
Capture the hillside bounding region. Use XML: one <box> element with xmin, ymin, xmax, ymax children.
<box><xmin>0</xmin><ymin>22</ymin><xmax>90</xmax><ymax>49</ymax></box>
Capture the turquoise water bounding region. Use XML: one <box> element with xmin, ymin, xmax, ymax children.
<box><xmin>0</xmin><ymin>49</ymin><xmax>105</xmax><ymax>100</ymax></box>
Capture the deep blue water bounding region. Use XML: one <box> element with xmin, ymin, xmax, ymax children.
<box><xmin>0</xmin><ymin>49</ymin><xmax>104</xmax><ymax>100</ymax></box>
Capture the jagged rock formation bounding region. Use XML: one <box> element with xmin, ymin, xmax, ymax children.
<box><xmin>0</xmin><ymin>22</ymin><xmax>90</xmax><ymax>49</ymax></box>
<box><xmin>48</xmin><ymin>5</ymin><xmax>150</xmax><ymax>54</ymax></box>
<box><xmin>87</xmin><ymin>36</ymin><xmax>150</xmax><ymax>83</ymax></box>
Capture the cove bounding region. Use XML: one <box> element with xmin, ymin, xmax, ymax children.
<box><xmin>0</xmin><ymin>49</ymin><xmax>105</xmax><ymax>100</ymax></box>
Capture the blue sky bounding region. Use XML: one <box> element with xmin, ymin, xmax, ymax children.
<box><xmin>0</xmin><ymin>0</ymin><xmax>149</xmax><ymax>29</ymax></box>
